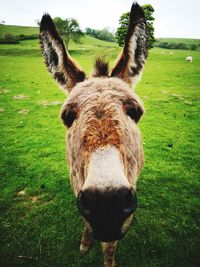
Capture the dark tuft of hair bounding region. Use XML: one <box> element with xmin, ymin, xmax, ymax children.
<box><xmin>40</xmin><ymin>14</ymin><xmax>55</xmax><ymax>31</ymax></box>
<box><xmin>129</xmin><ymin>2</ymin><xmax>146</xmax><ymax>24</ymax></box>
<box><xmin>93</xmin><ymin>58</ymin><xmax>109</xmax><ymax>77</ymax></box>
<box><xmin>40</xmin><ymin>13</ymin><xmax>62</xmax><ymax>42</ymax></box>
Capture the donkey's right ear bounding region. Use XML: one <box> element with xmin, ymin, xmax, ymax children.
<box><xmin>111</xmin><ymin>3</ymin><xmax>148</xmax><ymax>88</ymax></box>
<box><xmin>40</xmin><ymin>14</ymin><xmax>85</xmax><ymax>92</ymax></box>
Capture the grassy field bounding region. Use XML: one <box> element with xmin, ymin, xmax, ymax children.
<box><xmin>0</xmin><ymin>25</ymin><xmax>38</xmax><ymax>38</ymax></box>
<box><xmin>0</xmin><ymin>31</ymin><xmax>200</xmax><ymax>267</ymax></box>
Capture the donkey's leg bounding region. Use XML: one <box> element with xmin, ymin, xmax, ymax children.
<box><xmin>102</xmin><ymin>241</ymin><xmax>117</xmax><ymax>267</ymax></box>
<box><xmin>80</xmin><ymin>226</ymin><xmax>92</xmax><ymax>254</ymax></box>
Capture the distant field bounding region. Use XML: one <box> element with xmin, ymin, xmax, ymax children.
<box><xmin>0</xmin><ymin>25</ymin><xmax>38</xmax><ymax>38</ymax></box>
<box><xmin>157</xmin><ymin>37</ymin><xmax>200</xmax><ymax>45</ymax></box>
<box><xmin>0</xmin><ymin>26</ymin><xmax>200</xmax><ymax>267</ymax></box>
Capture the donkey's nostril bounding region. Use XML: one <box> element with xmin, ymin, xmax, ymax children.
<box><xmin>77</xmin><ymin>191</ymin><xmax>93</xmax><ymax>217</ymax></box>
<box><xmin>123</xmin><ymin>189</ymin><xmax>137</xmax><ymax>215</ymax></box>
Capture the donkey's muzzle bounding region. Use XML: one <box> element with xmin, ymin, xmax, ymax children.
<box><xmin>77</xmin><ymin>188</ymin><xmax>137</xmax><ymax>242</ymax></box>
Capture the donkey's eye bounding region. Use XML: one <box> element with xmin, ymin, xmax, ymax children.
<box><xmin>123</xmin><ymin>100</ymin><xmax>144</xmax><ymax>123</ymax></box>
<box><xmin>61</xmin><ymin>109</ymin><xmax>77</xmax><ymax>128</ymax></box>
<box><xmin>126</xmin><ymin>107</ymin><xmax>142</xmax><ymax>122</ymax></box>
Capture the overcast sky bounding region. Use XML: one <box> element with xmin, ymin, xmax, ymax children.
<box><xmin>0</xmin><ymin>0</ymin><xmax>199</xmax><ymax>38</ymax></box>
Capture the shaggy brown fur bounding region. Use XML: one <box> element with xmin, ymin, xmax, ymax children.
<box><xmin>40</xmin><ymin>2</ymin><xmax>148</xmax><ymax>267</ymax></box>
<box><xmin>61</xmin><ymin>78</ymin><xmax>144</xmax><ymax>195</ymax></box>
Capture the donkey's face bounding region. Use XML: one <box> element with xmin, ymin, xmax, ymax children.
<box><xmin>40</xmin><ymin>3</ymin><xmax>147</xmax><ymax>242</ymax></box>
<box><xmin>62</xmin><ymin>77</ymin><xmax>144</xmax><ymax>241</ymax></box>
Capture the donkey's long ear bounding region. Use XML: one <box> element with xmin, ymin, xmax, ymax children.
<box><xmin>40</xmin><ymin>14</ymin><xmax>85</xmax><ymax>92</ymax></box>
<box><xmin>111</xmin><ymin>3</ymin><xmax>148</xmax><ymax>88</ymax></box>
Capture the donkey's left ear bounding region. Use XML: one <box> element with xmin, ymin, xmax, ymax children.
<box><xmin>111</xmin><ymin>3</ymin><xmax>148</xmax><ymax>88</ymax></box>
<box><xmin>40</xmin><ymin>14</ymin><xmax>85</xmax><ymax>92</ymax></box>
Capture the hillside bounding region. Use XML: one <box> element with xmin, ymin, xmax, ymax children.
<box><xmin>0</xmin><ymin>25</ymin><xmax>38</xmax><ymax>38</ymax></box>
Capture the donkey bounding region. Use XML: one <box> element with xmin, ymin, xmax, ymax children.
<box><xmin>40</xmin><ymin>2</ymin><xmax>148</xmax><ymax>266</ymax></box>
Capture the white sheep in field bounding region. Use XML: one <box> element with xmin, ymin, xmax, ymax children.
<box><xmin>186</xmin><ymin>56</ymin><xmax>193</xmax><ymax>62</ymax></box>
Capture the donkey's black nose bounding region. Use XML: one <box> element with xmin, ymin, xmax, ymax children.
<box><xmin>77</xmin><ymin>188</ymin><xmax>137</xmax><ymax>241</ymax></box>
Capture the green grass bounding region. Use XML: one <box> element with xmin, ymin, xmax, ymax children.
<box><xmin>0</xmin><ymin>25</ymin><xmax>38</xmax><ymax>38</ymax></box>
<box><xmin>0</xmin><ymin>34</ymin><xmax>200</xmax><ymax>267</ymax></box>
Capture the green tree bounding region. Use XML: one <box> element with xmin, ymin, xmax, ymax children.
<box><xmin>53</xmin><ymin>17</ymin><xmax>83</xmax><ymax>49</ymax></box>
<box><xmin>143</xmin><ymin>4</ymin><xmax>155</xmax><ymax>49</ymax></box>
<box><xmin>115</xmin><ymin>12</ymin><xmax>129</xmax><ymax>47</ymax></box>
<box><xmin>115</xmin><ymin>4</ymin><xmax>155</xmax><ymax>49</ymax></box>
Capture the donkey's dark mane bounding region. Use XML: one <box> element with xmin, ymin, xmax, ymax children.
<box><xmin>93</xmin><ymin>58</ymin><xmax>109</xmax><ymax>77</ymax></box>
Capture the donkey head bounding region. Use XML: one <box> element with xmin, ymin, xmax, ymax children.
<box><xmin>40</xmin><ymin>3</ymin><xmax>148</xmax><ymax>242</ymax></box>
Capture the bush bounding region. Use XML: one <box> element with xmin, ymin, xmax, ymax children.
<box><xmin>0</xmin><ymin>33</ymin><xmax>19</xmax><ymax>44</ymax></box>
<box><xmin>0</xmin><ymin>33</ymin><xmax>39</xmax><ymax>44</ymax></box>
<box><xmin>4</xmin><ymin>33</ymin><xmax>15</xmax><ymax>41</ymax></box>
<box><xmin>15</xmin><ymin>34</ymin><xmax>38</xmax><ymax>41</ymax></box>
<box><xmin>175</xmin><ymin>42</ymin><xmax>189</xmax><ymax>50</ymax></box>
<box><xmin>190</xmin><ymin>44</ymin><xmax>198</xmax><ymax>50</ymax></box>
<box><xmin>155</xmin><ymin>41</ymin><xmax>191</xmax><ymax>50</ymax></box>
<box><xmin>154</xmin><ymin>40</ymin><xmax>200</xmax><ymax>51</ymax></box>
<box><xmin>0</xmin><ymin>39</ymin><xmax>19</xmax><ymax>44</ymax></box>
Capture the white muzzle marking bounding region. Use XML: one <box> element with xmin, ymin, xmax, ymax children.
<box><xmin>82</xmin><ymin>146</ymin><xmax>130</xmax><ymax>191</ymax></box>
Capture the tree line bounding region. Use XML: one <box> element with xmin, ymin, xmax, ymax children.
<box><xmin>85</xmin><ymin>27</ymin><xmax>115</xmax><ymax>42</ymax></box>
<box><xmin>154</xmin><ymin>41</ymin><xmax>199</xmax><ymax>51</ymax></box>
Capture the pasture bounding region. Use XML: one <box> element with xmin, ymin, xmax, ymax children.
<box><xmin>0</xmin><ymin>25</ymin><xmax>38</xmax><ymax>38</ymax></box>
<box><xmin>0</xmin><ymin>32</ymin><xmax>200</xmax><ymax>266</ymax></box>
